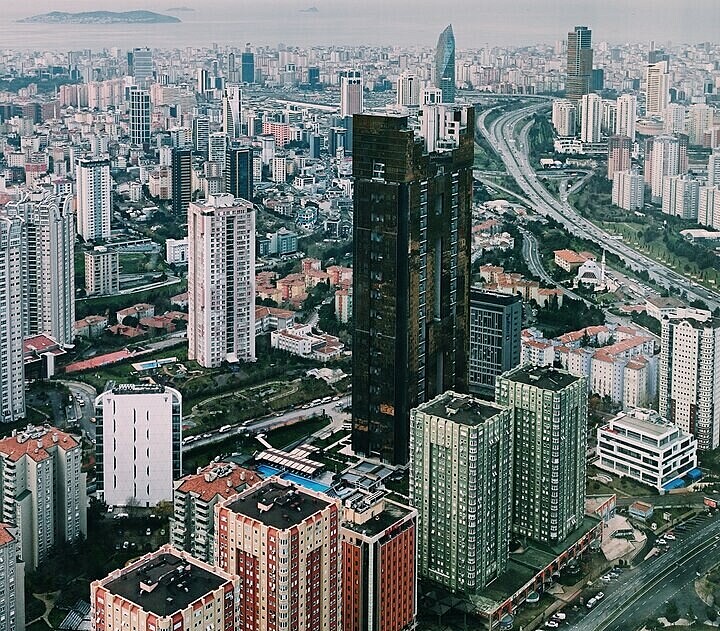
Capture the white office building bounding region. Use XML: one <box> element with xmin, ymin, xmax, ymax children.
<box><xmin>612</xmin><ymin>170</ymin><xmax>645</xmax><ymax>211</ymax></box>
<box><xmin>397</xmin><ymin>72</ymin><xmax>420</xmax><ymax>107</ymax></box>
<box><xmin>84</xmin><ymin>246</ymin><xmax>119</xmax><ymax>296</ymax></box>
<box><xmin>698</xmin><ymin>185</ymin><xmax>720</xmax><ymax>229</ymax></box>
<box><xmin>75</xmin><ymin>158</ymin><xmax>111</xmax><ymax>241</ymax></box>
<box><xmin>664</xmin><ymin>104</ymin><xmax>686</xmax><ymax>135</ymax></box>
<box><xmin>188</xmin><ymin>194</ymin><xmax>255</xmax><ymax>368</ymax></box>
<box><xmin>165</xmin><ymin>237</ymin><xmax>188</xmax><ymax>265</ymax></box>
<box><xmin>596</xmin><ymin>409</ymin><xmax>697</xmax><ymax>492</ymax></box>
<box><xmin>552</xmin><ymin>99</ymin><xmax>577</xmax><ymax>137</ymax></box>
<box><xmin>0</xmin><ymin>214</ymin><xmax>25</xmax><ymax>423</ymax></box>
<box><xmin>340</xmin><ymin>70</ymin><xmax>363</xmax><ymax>118</ymax></box>
<box><xmin>222</xmin><ymin>84</ymin><xmax>242</xmax><ymax>139</ymax></box>
<box><xmin>5</xmin><ymin>190</ymin><xmax>75</xmax><ymax>346</ymax></box>
<box><xmin>644</xmin><ymin>135</ymin><xmax>688</xmax><ymax>204</ymax></box>
<box><xmin>615</xmin><ymin>94</ymin><xmax>637</xmax><ymax>142</ymax></box>
<box><xmin>687</xmin><ymin>103</ymin><xmax>713</xmax><ymax>146</ymax></box>
<box><xmin>659</xmin><ymin>309</ymin><xmax>720</xmax><ymax>451</ymax></box>
<box><xmin>662</xmin><ymin>175</ymin><xmax>700</xmax><ymax>220</ymax></box>
<box><xmin>95</xmin><ymin>384</ymin><xmax>182</xmax><ymax>507</ymax></box>
<box><xmin>645</xmin><ymin>61</ymin><xmax>669</xmax><ymax>115</ymax></box>
<box><xmin>580</xmin><ymin>93</ymin><xmax>602</xmax><ymax>143</ymax></box>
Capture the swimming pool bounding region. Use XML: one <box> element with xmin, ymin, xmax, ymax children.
<box><xmin>256</xmin><ymin>465</ymin><xmax>331</xmax><ymax>493</ymax></box>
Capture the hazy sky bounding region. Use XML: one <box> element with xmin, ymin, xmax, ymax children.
<box><xmin>1</xmin><ymin>1</ymin><xmax>719</xmax><ymax>48</ymax></box>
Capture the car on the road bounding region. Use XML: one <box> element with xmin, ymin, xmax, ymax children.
<box><xmin>596</xmin><ymin>592</ymin><xmax>605</xmax><ymax>601</ymax></box>
<box><xmin>552</xmin><ymin>612</ymin><xmax>566</xmax><ymax>621</ymax></box>
<box><xmin>545</xmin><ymin>622</ymin><xmax>559</xmax><ymax>629</ymax></box>
<box><xmin>219</xmin><ymin>425</ymin><xmax>232</xmax><ymax>433</ymax></box>
<box><xmin>586</xmin><ymin>598</ymin><xmax>597</xmax><ymax>609</ymax></box>
<box><xmin>665</xmin><ymin>533</ymin><xmax>676</xmax><ymax>541</ymax></box>
<box><xmin>657</xmin><ymin>538</ymin><xmax>667</xmax><ymax>546</ymax></box>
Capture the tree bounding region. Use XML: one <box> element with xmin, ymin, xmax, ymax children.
<box><xmin>664</xmin><ymin>599</ymin><xmax>680</xmax><ymax>624</ymax></box>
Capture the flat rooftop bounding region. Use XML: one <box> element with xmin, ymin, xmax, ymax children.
<box><xmin>419</xmin><ymin>391</ymin><xmax>507</xmax><ymax>426</ymax></box>
<box><xmin>226</xmin><ymin>481</ymin><xmax>331</xmax><ymax>529</ymax></box>
<box><xmin>343</xmin><ymin>502</ymin><xmax>413</xmax><ymax>538</ymax></box>
<box><xmin>503</xmin><ymin>366</ymin><xmax>579</xmax><ymax>391</ymax></box>
<box><xmin>104</xmin><ymin>552</ymin><xmax>227</xmax><ymax>616</ymax></box>
<box><xmin>609</xmin><ymin>413</ymin><xmax>676</xmax><ymax>438</ymax></box>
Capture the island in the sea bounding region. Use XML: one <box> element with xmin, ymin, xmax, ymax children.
<box><xmin>18</xmin><ymin>11</ymin><xmax>181</xmax><ymax>24</ymax></box>
<box><xmin>300</xmin><ymin>7</ymin><xmax>319</xmax><ymax>13</ymax></box>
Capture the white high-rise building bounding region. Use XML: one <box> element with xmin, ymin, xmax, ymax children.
<box><xmin>552</xmin><ymin>99</ymin><xmax>577</xmax><ymax>137</ymax></box>
<box><xmin>397</xmin><ymin>72</ymin><xmax>420</xmax><ymax>107</ymax></box>
<box><xmin>6</xmin><ymin>190</ymin><xmax>75</xmax><ymax>346</ymax></box>
<box><xmin>340</xmin><ymin>70</ymin><xmax>363</xmax><ymax>118</ymax></box>
<box><xmin>0</xmin><ymin>214</ymin><xmax>25</xmax><ymax>423</ymax></box>
<box><xmin>644</xmin><ymin>135</ymin><xmax>688</xmax><ymax>203</ymax></box>
<box><xmin>0</xmin><ymin>425</ymin><xmax>86</xmax><ymax>568</ymax></box>
<box><xmin>75</xmin><ymin>158</ymin><xmax>111</xmax><ymax>241</ymax></box>
<box><xmin>612</xmin><ymin>170</ymin><xmax>645</xmax><ymax>211</ymax></box>
<box><xmin>659</xmin><ymin>310</ymin><xmax>720</xmax><ymax>451</ymax></box>
<box><xmin>95</xmin><ymin>384</ymin><xmax>182</xmax><ymax>507</ymax></box>
<box><xmin>708</xmin><ymin>148</ymin><xmax>720</xmax><ymax>187</ymax></box>
<box><xmin>0</xmin><ymin>524</ymin><xmax>24</xmax><ymax>631</ymax></box>
<box><xmin>662</xmin><ymin>175</ymin><xmax>700</xmax><ymax>220</ymax></box>
<box><xmin>663</xmin><ymin>103</ymin><xmax>686</xmax><ymax>134</ymax></box>
<box><xmin>580</xmin><ymin>93</ymin><xmax>602</xmax><ymax>143</ymax></box>
<box><xmin>601</xmin><ymin>100</ymin><xmax>617</xmax><ymax>137</ymax></box>
<box><xmin>687</xmin><ymin>103</ymin><xmax>714</xmax><ymax>146</ymax></box>
<box><xmin>128</xmin><ymin>87</ymin><xmax>151</xmax><ymax>147</ymax></box>
<box><xmin>188</xmin><ymin>194</ymin><xmax>255</xmax><ymax>368</ymax></box>
<box><xmin>222</xmin><ymin>84</ymin><xmax>242</xmax><ymax>139</ymax></box>
<box><xmin>645</xmin><ymin>60</ymin><xmax>670</xmax><ymax>115</ymax></box>
<box><xmin>616</xmin><ymin>94</ymin><xmax>637</xmax><ymax>141</ymax></box>
<box><xmin>698</xmin><ymin>185</ymin><xmax>720</xmax><ymax>229</ymax></box>
<box><xmin>84</xmin><ymin>246</ymin><xmax>119</xmax><ymax>296</ymax></box>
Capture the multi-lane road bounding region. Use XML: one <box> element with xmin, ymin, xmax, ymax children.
<box><xmin>568</xmin><ymin>512</ymin><xmax>720</xmax><ymax>630</ymax></box>
<box><xmin>476</xmin><ymin>104</ymin><xmax>720</xmax><ymax>311</ymax></box>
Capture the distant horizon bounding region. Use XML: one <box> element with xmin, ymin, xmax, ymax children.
<box><xmin>1</xmin><ymin>1</ymin><xmax>718</xmax><ymax>50</ymax></box>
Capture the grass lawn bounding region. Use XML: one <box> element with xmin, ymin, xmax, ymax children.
<box><xmin>266</xmin><ymin>415</ymin><xmax>331</xmax><ymax>449</ymax></box>
<box><xmin>587</xmin><ymin>465</ymin><xmax>658</xmax><ymax>497</ymax></box>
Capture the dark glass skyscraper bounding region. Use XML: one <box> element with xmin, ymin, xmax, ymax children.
<box><xmin>566</xmin><ymin>25</ymin><xmax>593</xmax><ymax>100</ymax></box>
<box><xmin>434</xmin><ymin>24</ymin><xmax>456</xmax><ymax>103</ymax></box>
<box><xmin>468</xmin><ymin>288</ymin><xmax>522</xmax><ymax>398</ymax></box>
<box><xmin>351</xmin><ymin>106</ymin><xmax>474</xmax><ymax>464</ymax></box>
<box><xmin>225</xmin><ymin>146</ymin><xmax>254</xmax><ymax>202</ymax></box>
<box><xmin>171</xmin><ymin>148</ymin><xmax>192</xmax><ymax>216</ymax></box>
<box><xmin>241</xmin><ymin>47</ymin><xmax>255</xmax><ymax>84</ymax></box>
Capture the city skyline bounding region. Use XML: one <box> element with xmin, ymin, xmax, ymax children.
<box><xmin>2</xmin><ymin>2</ymin><xmax>720</xmax><ymax>49</ymax></box>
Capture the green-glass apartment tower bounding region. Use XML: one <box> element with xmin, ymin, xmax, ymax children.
<box><xmin>351</xmin><ymin>106</ymin><xmax>474</xmax><ymax>464</ymax></box>
<box><xmin>496</xmin><ymin>366</ymin><xmax>587</xmax><ymax>545</ymax></box>
<box><xmin>410</xmin><ymin>391</ymin><xmax>512</xmax><ymax>592</ymax></box>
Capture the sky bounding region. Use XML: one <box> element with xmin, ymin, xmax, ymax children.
<box><xmin>1</xmin><ymin>1</ymin><xmax>719</xmax><ymax>48</ymax></box>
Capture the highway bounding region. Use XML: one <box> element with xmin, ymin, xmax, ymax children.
<box><xmin>476</xmin><ymin>104</ymin><xmax>720</xmax><ymax>311</ymax></box>
<box><xmin>568</xmin><ymin>512</ymin><xmax>720</xmax><ymax>630</ymax></box>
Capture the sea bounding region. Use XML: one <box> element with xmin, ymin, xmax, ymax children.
<box><xmin>0</xmin><ymin>1</ymin><xmax>718</xmax><ymax>52</ymax></box>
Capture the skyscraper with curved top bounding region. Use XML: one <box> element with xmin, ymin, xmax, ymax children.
<box><xmin>435</xmin><ymin>24</ymin><xmax>455</xmax><ymax>103</ymax></box>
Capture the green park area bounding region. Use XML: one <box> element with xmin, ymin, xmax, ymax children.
<box><xmin>569</xmin><ymin>175</ymin><xmax>720</xmax><ymax>291</ymax></box>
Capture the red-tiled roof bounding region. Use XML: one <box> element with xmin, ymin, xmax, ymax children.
<box><xmin>0</xmin><ymin>426</ymin><xmax>78</xmax><ymax>462</ymax></box>
<box><xmin>176</xmin><ymin>463</ymin><xmax>261</xmax><ymax>502</ymax></box>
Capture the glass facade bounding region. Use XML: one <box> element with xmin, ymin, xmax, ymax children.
<box><xmin>434</xmin><ymin>25</ymin><xmax>456</xmax><ymax>103</ymax></box>
<box><xmin>351</xmin><ymin>109</ymin><xmax>473</xmax><ymax>464</ymax></box>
